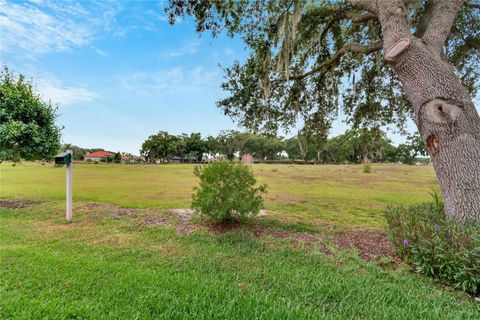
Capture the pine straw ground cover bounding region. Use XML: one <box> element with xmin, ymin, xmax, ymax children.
<box><xmin>0</xmin><ymin>201</ymin><xmax>479</xmax><ymax>319</ymax></box>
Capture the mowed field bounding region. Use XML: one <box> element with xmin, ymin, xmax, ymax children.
<box><xmin>1</xmin><ymin>162</ymin><xmax>437</xmax><ymax>228</ymax></box>
<box><xmin>1</xmin><ymin>162</ymin><xmax>479</xmax><ymax>319</ymax></box>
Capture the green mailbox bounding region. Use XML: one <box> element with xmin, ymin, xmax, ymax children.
<box><xmin>55</xmin><ymin>152</ymin><xmax>72</xmax><ymax>165</ymax></box>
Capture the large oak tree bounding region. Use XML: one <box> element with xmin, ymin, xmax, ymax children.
<box><xmin>166</xmin><ymin>0</ymin><xmax>480</xmax><ymax>222</ymax></box>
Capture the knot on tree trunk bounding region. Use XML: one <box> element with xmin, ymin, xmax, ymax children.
<box><xmin>424</xmin><ymin>99</ymin><xmax>462</xmax><ymax>124</ymax></box>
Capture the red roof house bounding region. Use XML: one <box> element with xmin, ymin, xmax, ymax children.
<box><xmin>84</xmin><ymin>151</ymin><xmax>113</xmax><ymax>161</ymax></box>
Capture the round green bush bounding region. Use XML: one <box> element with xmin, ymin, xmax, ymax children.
<box><xmin>191</xmin><ymin>161</ymin><xmax>266</xmax><ymax>223</ymax></box>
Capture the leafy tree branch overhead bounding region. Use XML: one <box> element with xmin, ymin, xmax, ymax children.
<box><xmin>165</xmin><ymin>0</ymin><xmax>480</xmax><ymax>222</ymax></box>
<box><xmin>167</xmin><ymin>0</ymin><xmax>478</xmax><ymax>133</ymax></box>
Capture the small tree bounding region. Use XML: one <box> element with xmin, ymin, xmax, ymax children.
<box><xmin>113</xmin><ymin>152</ymin><xmax>122</xmax><ymax>163</ymax></box>
<box><xmin>191</xmin><ymin>161</ymin><xmax>266</xmax><ymax>223</ymax></box>
<box><xmin>140</xmin><ymin>131</ymin><xmax>178</xmax><ymax>162</ymax></box>
<box><xmin>0</xmin><ymin>67</ymin><xmax>61</xmax><ymax>161</ymax></box>
<box><xmin>243</xmin><ymin>134</ymin><xmax>285</xmax><ymax>161</ymax></box>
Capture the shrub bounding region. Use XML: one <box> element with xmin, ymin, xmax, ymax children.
<box><xmin>191</xmin><ymin>161</ymin><xmax>266</xmax><ymax>223</ymax></box>
<box><xmin>362</xmin><ymin>164</ymin><xmax>371</xmax><ymax>173</ymax></box>
<box><xmin>85</xmin><ymin>159</ymin><xmax>93</xmax><ymax>163</ymax></box>
<box><xmin>385</xmin><ymin>200</ymin><xmax>480</xmax><ymax>295</ymax></box>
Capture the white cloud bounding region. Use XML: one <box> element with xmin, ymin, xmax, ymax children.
<box><xmin>161</xmin><ymin>40</ymin><xmax>201</xmax><ymax>58</ymax></box>
<box><xmin>0</xmin><ymin>0</ymin><xmax>121</xmax><ymax>56</ymax></box>
<box><xmin>144</xmin><ymin>8</ymin><xmax>170</xmax><ymax>22</ymax></box>
<box><xmin>192</xmin><ymin>66</ymin><xmax>219</xmax><ymax>85</ymax></box>
<box><xmin>118</xmin><ymin>66</ymin><xmax>220</xmax><ymax>96</ymax></box>
<box><xmin>91</xmin><ymin>47</ymin><xmax>109</xmax><ymax>57</ymax></box>
<box><xmin>33</xmin><ymin>74</ymin><xmax>99</xmax><ymax>106</ymax></box>
<box><xmin>39</xmin><ymin>83</ymin><xmax>98</xmax><ymax>106</ymax></box>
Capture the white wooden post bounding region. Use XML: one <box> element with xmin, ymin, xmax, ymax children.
<box><xmin>66</xmin><ymin>150</ymin><xmax>73</xmax><ymax>221</ymax></box>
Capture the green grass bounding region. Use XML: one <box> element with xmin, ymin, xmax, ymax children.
<box><xmin>2</xmin><ymin>162</ymin><xmax>477</xmax><ymax>319</ymax></box>
<box><xmin>1</xmin><ymin>203</ymin><xmax>479</xmax><ymax>319</ymax></box>
<box><xmin>0</xmin><ymin>162</ymin><xmax>437</xmax><ymax>229</ymax></box>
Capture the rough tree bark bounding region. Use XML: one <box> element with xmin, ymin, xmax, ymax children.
<box><xmin>350</xmin><ymin>0</ymin><xmax>480</xmax><ymax>221</ymax></box>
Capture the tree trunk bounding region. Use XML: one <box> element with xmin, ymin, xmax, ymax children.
<box><xmin>372</xmin><ymin>0</ymin><xmax>480</xmax><ymax>221</ymax></box>
<box><xmin>362</xmin><ymin>154</ymin><xmax>371</xmax><ymax>164</ymax></box>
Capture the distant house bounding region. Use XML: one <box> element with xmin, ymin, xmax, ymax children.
<box><xmin>84</xmin><ymin>151</ymin><xmax>113</xmax><ymax>162</ymax></box>
<box><xmin>121</xmin><ymin>153</ymin><xmax>143</xmax><ymax>164</ymax></box>
<box><xmin>171</xmin><ymin>156</ymin><xmax>183</xmax><ymax>163</ymax></box>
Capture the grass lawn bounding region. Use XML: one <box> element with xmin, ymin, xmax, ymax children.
<box><xmin>0</xmin><ymin>162</ymin><xmax>437</xmax><ymax>229</ymax></box>
<box><xmin>1</xmin><ymin>162</ymin><xmax>478</xmax><ymax>319</ymax></box>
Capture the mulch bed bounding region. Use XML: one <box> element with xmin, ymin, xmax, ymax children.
<box><xmin>158</xmin><ymin>210</ymin><xmax>397</xmax><ymax>264</ymax></box>
<box><xmin>334</xmin><ymin>230</ymin><xmax>400</xmax><ymax>264</ymax></box>
<box><xmin>0</xmin><ymin>199</ymin><xmax>41</xmax><ymax>209</ymax></box>
<box><xmin>249</xmin><ymin>227</ymin><xmax>396</xmax><ymax>261</ymax></box>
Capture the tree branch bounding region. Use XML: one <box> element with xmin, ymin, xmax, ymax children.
<box><xmin>291</xmin><ymin>40</ymin><xmax>383</xmax><ymax>80</ymax></box>
<box><xmin>347</xmin><ymin>12</ymin><xmax>378</xmax><ymax>23</ymax></box>
<box><xmin>422</xmin><ymin>0</ymin><xmax>464</xmax><ymax>54</ymax></box>
<box><xmin>376</xmin><ymin>0</ymin><xmax>411</xmax><ymax>52</ymax></box>
<box><xmin>320</xmin><ymin>12</ymin><xmax>377</xmax><ymax>45</ymax></box>
<box><xmin>347</xmin><ymin>0</ymin><xmax>378</xmax><ymax>14</ymax></box>
<box><xmin>465</xmin><ymin>2</ymin><xmax>480</xmax><ymax>8</ymax></box>
<box><xmin>415</xmin><ymin>0</ymin><xmax>436</xmax><ymax>38</ymax></box>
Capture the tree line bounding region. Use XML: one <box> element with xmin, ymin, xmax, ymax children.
<box><xmin>140</xmin><ymin>128</ymin><xmax>427</xmax><ymax>164</ymax></box>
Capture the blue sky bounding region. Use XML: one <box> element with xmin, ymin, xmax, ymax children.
<box><xmin>1</xmin><ymin>0</ymin><xmax>421</xmax><ymax>154</ymax></box>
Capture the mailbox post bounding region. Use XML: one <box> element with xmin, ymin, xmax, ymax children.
<box><xmin>55</xmin><ymin>150</ymin><xmax>73</xmax><ymax>221</ymax></box>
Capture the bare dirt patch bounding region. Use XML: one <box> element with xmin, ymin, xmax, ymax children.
<box><xmin>0</xmin><ymin>199</ymin><xmax>41</xmax><ymax>209</ymax></box>
<box><xmin>138</xmin><ymin>209</ymin><xmax>200</xmax><ymax>235</ymax></box>
<box><xmin>334</xmin><ymin>229</ymin><xmax>400</xmax><ymax>264</ymax></box>
<box><xmin>111</xmin><ymin>208</ymin><xmax>136</xmax><ymax>219</ymax></box>
<box><xmin>203</xmin><ymin>220</ymin><xmax>245</xmax><ymax>235</ymax></box>
<box><xmin>74</xmin><ymin>202</ymin><xmax>139</xmax><ymax>220</ymax></box>
<box><xmin>169</xmin><ymin>209</ymin><xmax>268</xmax><ymax>235</ymax></box>
<box><xmin>171</xmin><ymin>209</ymin><xmax>199</xmax><ymax>235</ymax></box>
<box><xmin>176</xmin><ymin>223</ymin><xmax>198</xmax><ymax>235</ymax></box>
<box><xmin>81</xmin><ymin>203</ymin><xmax>105</xmax><ymax>210</ymax></box>
<box><xmin>141</xmin><ymin>214</ymin><xmax>171</xmax><ymax>226</ymax></box>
